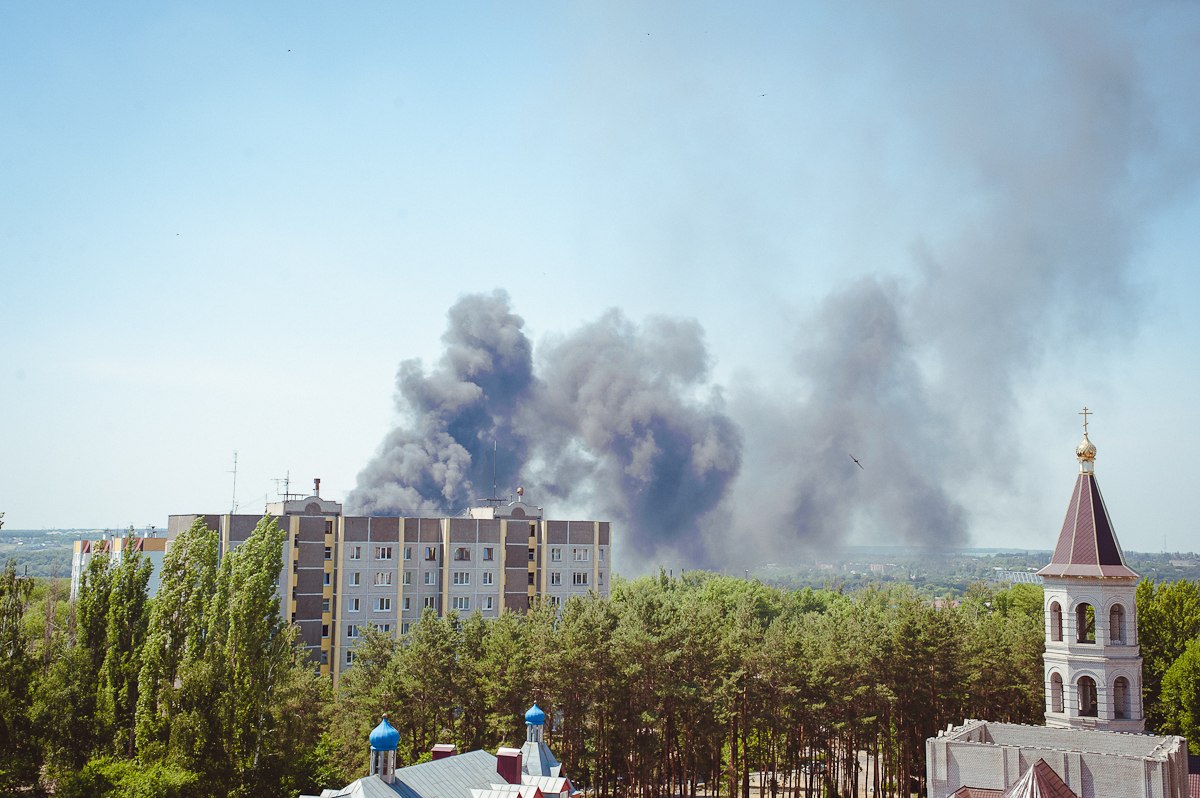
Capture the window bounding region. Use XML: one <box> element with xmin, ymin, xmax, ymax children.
<box><xmin>1077</xmin><ymin>676</ymin><xmax>1098</xmax><ymax>717</ymax></box>
<box><xmin>573</xmin><ymin>548</ymin><xmax>590</xmax><ymax>562</ymax></box>
<box><xmin>1049</xmin><ymin>601</ymin><xmax>1062</xmax><ymax>642</ymax></box>
<box><xmin>528</xmin><ymin>572</ymin><xmax>535</xmax><ymax>585</ymax></box>
<box><xmin>323</xmin><ymin>572</ymin><xmax>332</xmax><ymax>586</ymax></box>
<box><xmin>482</xmin><ymin>572</ymin><xmax>494</xmax><ymax>586</ymax></box>
<box><xmin>551</xmin><ymin>548</ymin><xmax>561</xmax><ymax>562</ymax></box>
<box><xmin>483</xmin><ymin>547</ymin><xmax>494</xmax><ymax>561</ymax></box>
<box><xmin>401</xmin><ymin>622</ymin><xmax>411</xmax><ymax>635</ymax></box>
<box><xmin>528</xmin><ymin>548</ymin><xmax>535</xmax><ymax>562</ymax></box>
<box><xmin>453</xmin><ymin>571</ymin><xmax>470</xmax><ymax>586</ymax></box>
<box><xmin>547</xmin><ymin>595</ymin><xmax>561</xmax><ymax>607</ymax></box>
<box><xmin>599</xmin><ymin>548</ymin><xmax>605</xmax><ymax>562</ymax></box>
<box><xmin>403</xmin><ymin>596</ymin><xmax>411</xmax><ymax>611</ymax></box>
<box><xmin>1113</xmin><ymin>676</ymin><xmax>1131</xmax><ymax>718</ymax></box>
<box><xmin>452</xmin><ymin>596</ymin><xmax>470</xmax><ymax>611</ymax></box>
<box><xmin>483</xmin><ymin>596</ymin><xmax>494</xmax><ymax>611</ymax></box>
<box><xmin>423</xmin><ymin>596</ymin><xmax>436</xmax><ymax>609</ymax></box>
<box><xmin>374</xmin><ymin>545</ymin><xmax>393</xmax><ymax>561</ymax></box>
<box><xmin>402</xmin><ymin>570</ymin><xmax>413</xmax><ymax>585</ymax></box>
<box><xmin>347</xmin><ymin>624</ymin><xmax>358</xmax><ymax>638</ymax></box>
<box><xmin>598</xmin><ymin>572</ymin><xmax>604</xmax><ymax>585</ymax></box>
<box><xmin>424</xmin><ymin>570</ymin><xmax>437</xmax><ymax>586</ymax></box>
<box><xmin>404</xmin><ymin>546</ymin><xmax>412</xmax><ymax>561</ymax></box>
<box><xmin>1076</xmin><ymin>603</ymin><xmax>1095</xmax><ymax>644</ymax></box>
<box><xmin>349</xmin><ymin>597</ymin><xmax>360</xmax><ymax>612</ymax></box>
<box><xmin>350</xmin><ymin>571</ymin><xmax>361</xmax><ymax>587</ymax></box>
<box><xmin>349</xmin><ymin>545</ymin><xmax>362</xmax><ymax>560</ymax></box>
<box><xmin>346</xmin><ymin>650</ymin><xmax>354</xmax><ymax>664</ymax></box>
<box><xmin>573</xmin><ymin>572</ymin><xmax>589</xmax><ymax>586</ymax></box>
<box><xmin>379</xmin><ymin>623</ymin><xmax>391</xmax><ymax>634</ymax></box>
<box><xmin>322</xmin><ymin>598</ymin><xmax>330</xmax><ymax>613</ymax></box>
<box><xmin>374</xmin><ymin>597</ymin><xmax>391</xmax><ymax>612</ymax></box>
<box><xmin>324</xmin><ymin>546</ymin><xmax>332</xmax><ymax>560</ymax></box>
<box><xmin>320</xmin><ymin>651</ymin><xmax>328</xmax><ymax>665</ymax></box>
<box><xmin>1050</xmin><ymin>672</ymin><xmax>1064</xmax><ymax>713</ymax></box>
<box><xmin>425</xmin><ymin>546</ymin><xmax>437</xmax><ymax>561</ymax></box>
<box><xmin>1110</xmin><ymin>604</ymin><xmax>1126</xmax><ymax>644</ymax></box>
<box><xmin>322</xmin><ymin>624</ymin><xmax>329</xmax><ymax>638</ymax></box>
<box><xmin>454</xmin><ymin>547</ymin><xmax>471</xmax><ymax>561</ymax></box>
<box><xmin>550</xmin><ymin>572</ymin><xmax>561</xmax><ymax>586</ymax></box>
<box><xmin>374</xmin><ymin>571</ymin><xmax>393</xmax><ymax>586</ymax></box>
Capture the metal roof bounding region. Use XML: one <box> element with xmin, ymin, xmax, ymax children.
<box><xmin>999</xmin><ymin>759</ymin><xmax>1077</xmax><ymax>798</ymax></box>
<box><xmin>1037</xmin><ymin>474</ymin><xmax>1138</xmax><ymax>579</ymax></box>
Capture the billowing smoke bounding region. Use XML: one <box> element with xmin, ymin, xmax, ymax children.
<box><xmin>346</xmin><ymin>296</ymin><xmax>741</xmax><ymax>567</ymax></box>
<box><xmin>529</xmin><ymin>312</ymin><xmax>741</xmax><ymax>566</ymax></box>
<box><xmin>723</xmin><ymin>7</ymin><xmax>1197</xmax><ymax>563</ymax></box>
<box><xmin>346</xmin><ymin>291</ymin><xmax>535</xmax><ymax>515</ymax></box>
<box><xmin>349</xmin><ymin>9</ymin><xmax>1197</xmax><ymax>571</ymax></box>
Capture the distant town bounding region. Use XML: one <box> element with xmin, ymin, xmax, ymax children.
<box><xmin>6</xmin><ymin>525</ymin><xmax>1198</xmax><ymax>592</ymax></box>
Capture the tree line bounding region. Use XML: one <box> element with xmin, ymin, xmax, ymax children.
<box><xmin>1</xmin><ymin>515</ymin><xmax>1198</xmax><ymax>798</ymax></box>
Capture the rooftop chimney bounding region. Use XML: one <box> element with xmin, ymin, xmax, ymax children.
<box><xmin>314</xmin><ymin>478</ymin><xmax>321</xmax><ymax>497</ymax></box>
<box><xmin>432</xmin><ymin>743</ymin><xmax>458</xmax><ymax>760</ymax></box>
<box><xmin>497</xmin><ymin>747</ymin><xmax>523</xmax><ymax>785</ymax></box>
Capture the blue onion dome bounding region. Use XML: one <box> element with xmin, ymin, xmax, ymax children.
<box><xmin>370</xmin><ymin>716</ymin><xmax>400</xmax><ymax>751</ymax></box>
<box><xmin>525</xmin><ymin>703</ymin><xmax>546</xmax><ymax>725</ymax></box>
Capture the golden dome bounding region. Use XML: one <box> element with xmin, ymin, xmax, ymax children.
<box><xmin>1076</xmin><ymin>434</ymin><xmax>1096</xmax><ymax>462</ymax></box>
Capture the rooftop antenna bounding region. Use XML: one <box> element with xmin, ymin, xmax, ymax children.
<box><xmin>229</xmin><ymin>451</ymin><xmax>238</xmax><ymax>514</ymax></box>
<box><xmin>492</xmin><ymin>440</ymin><xmax>498</xmax><ymax>500</ymax></box>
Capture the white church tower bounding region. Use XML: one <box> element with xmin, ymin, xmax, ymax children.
<box><xmin>1037</xmin><ymin>408</ymin><xmax>1144</xmax><ymax>733</ymax></box>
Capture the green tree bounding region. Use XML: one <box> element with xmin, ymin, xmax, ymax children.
<box><xmin>96</xmin><ymin>537</ymin><xmax>153</xmax><ymax>756</ymax></box>
<box><xmin>1136</xmin><ymin>579</ymin><xmax>1200</xmax><ymax>729</ymax></box>
<box><xmin>1159</xmin><ymin>636</ymin><xmax>1200</xmax><ymax>750</ymax></box>
<box><xmin>135</xmin><ymin>518</ymin><xmax>219</xmax><ymax>760</ymax></box>
<box><xmin>0</xmin><ymin>559</ymin><xmax>39</xmax><ymax>792</ymax></box>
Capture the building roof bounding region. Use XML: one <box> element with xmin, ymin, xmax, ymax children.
<box><xmin>998</xmin><ymin>759</ymin><xmax>1077</xmax><ymax>798</ymax></box>
<box><xmin>951</xmin><ymin>788</ymin><xmax>1005</xmax><ymax>798</ymax></box>
<box><xmin>524</xmin><ymin>704</ymin><xmax>545</xmax><ymax>726</ymax></box>
<box><xmin>370</xmin><ymin>718</ymin><xmax>400</xmax><ymax>752</ymax></box>
<box><xmin>521</xmin><ymin>740</ymin><xmax>562</xmax><ymax>779</ymax></box>
<box><xmin>1036</xmin><ymin>471</ymin><xmax>1137</xmax><ymax>579</ymax></box>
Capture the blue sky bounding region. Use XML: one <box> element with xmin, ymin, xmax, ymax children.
<box><xmin>2</xmin><ymin>3</ymin><xmax>1198</xmax><ymax>563</ymax></box>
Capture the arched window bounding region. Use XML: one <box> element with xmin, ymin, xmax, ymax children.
<box><xmin>1078</xmin><ymin>676</ymin><xmax>1098</xmax><ymax>717</ymax></box>
<box><xmin>1050</xmin><ymin>672</ymin><xmax>1064</xmax><ymax>713</ymax></box>
<box><xmin>1113</xmin><ymin>676</ymin><xmax>1130</xmax><ymax>719</ymax></box>
<box><xmin>1076</xmin><ymin>603</ymin><xmax>1095</xmax><ymax>644</ymax></box>
<box><xmin>1109</xmin><ymin>604</ymin><xmax>1126</xmax><ymax>644</ymax></box>
<box><xmin>1049</xmin><ymin>601</ymin><xmax>1063</xmax><ymax>642</ymax></box>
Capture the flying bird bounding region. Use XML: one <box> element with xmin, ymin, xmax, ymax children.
<box><xmin>849</xmin><ymin>453</ymin><xmax>864</xmax><ymax>470</ymax></box>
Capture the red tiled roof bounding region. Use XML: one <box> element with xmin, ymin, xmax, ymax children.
<box><xmin>1037</xmin><ymin>474</ymin><xmax>1138</xmax><ymax>579</ymax></box>
<box><xmin>1001</xmin><ymin>759</ymin><xmax>1078</xmax><ymax>798</ymax></box>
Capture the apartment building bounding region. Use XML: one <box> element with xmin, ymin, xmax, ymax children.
<box><xmin>69</xmin><ymin>532</ymin><xmax>169</xmax><ymax>600</ymax></box>
<box><xmin>167</xmin><ymin>481</ymin><xmax>611</xmax><ymax>682</ymax></box>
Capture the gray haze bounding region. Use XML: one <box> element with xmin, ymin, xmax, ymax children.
<box><xmin>348</xmin><ymin>8</ymin><xmax>1199</xmax><ymax>572</ymax></box>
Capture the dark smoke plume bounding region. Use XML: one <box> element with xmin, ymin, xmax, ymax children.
<box><xmin>347</xmin><ymin>296</ymin><xmax>741</xmax><ymax>568</ymax></box>
<box><xmin>529</xmin><ymin>311</ymin><xmax>742</xmax><ymax>566</ymax></box>
<box><xmin>725</xmin><ymin>7</ymin><xmax>1199</xmax><ymax>563</ymax></box>
<box><xmin>346</xmin><ymin>290</ymin><xmax>535</xmax><ymax>515</ymax></box>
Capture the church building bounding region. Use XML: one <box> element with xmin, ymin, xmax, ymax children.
<box><xmin>303</xmin><ymin>703</ymin><xmax>574</xmax><ymax>798</ymax></box>
<box><xmin>926</xmin><ymin>412</ymin><xmax>1192</xmax><ymax>798</ymax></box>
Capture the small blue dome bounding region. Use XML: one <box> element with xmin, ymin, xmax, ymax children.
<box><xmin>525</xmin><ymin>703</ymin><xmax>545</xmax><ymax>725</ymax></box>
<box><xmin>370</xmin><ymin>716</ymin><xmax>400</xmax><ymax>751</ymax></box>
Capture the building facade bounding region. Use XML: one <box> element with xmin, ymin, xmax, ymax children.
<box><xmin>168</xmin><ymin>482</ymin><xmax>611</xmax><ymax>681</ymax></box>
<box><xmin>69</xmin><ymin>533</ymin><xmax>168</xmax><ymax>600</ymax></box>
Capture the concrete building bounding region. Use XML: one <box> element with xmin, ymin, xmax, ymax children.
<box><xmin>303</xmin><ymin>704</ymin><xmax>574</xmax><ymax>798</ymax></box>
<box><xmin>926</xmin><ymin>412</ymin><xmax>1193</xmax><ymax>798</ymax></box>
<box><xmin>168</xmin><ymin>481</ymin><xmax>611</xmax><ymax>682</ymax></box>
<box><xmin>69</xmin><ymin>532</ymin><xmax>168</xmax><ymax>600</ymax></box>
